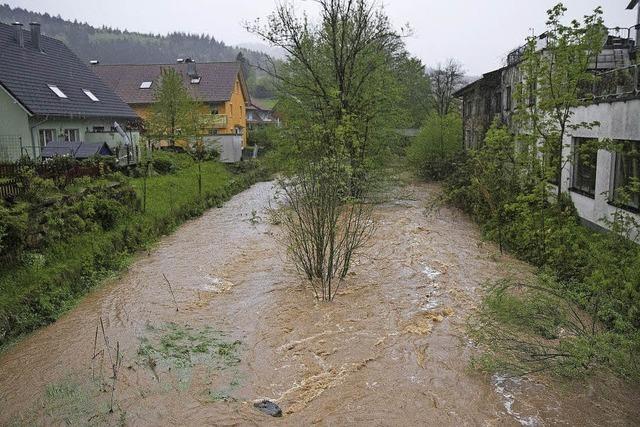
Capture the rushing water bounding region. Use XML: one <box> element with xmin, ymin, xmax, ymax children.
<box><xmin>0</xmin><ymin>181</ymin><xmax>638</xmax><ymax>426</ymax></box>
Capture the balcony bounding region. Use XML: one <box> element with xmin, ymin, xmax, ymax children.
<box><xmin>211</xmin><ymin>114</ymin><xmax>228</xmax><ymax>129</ymax></box>
<box><xmin>583</xmin><ymin>64</ymin><xmax>640</xmax><ymax>101</ymax></box>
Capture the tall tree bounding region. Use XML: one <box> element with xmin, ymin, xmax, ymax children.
<box><xmin>247</xmin><ymin>0</ymin><xmax>407</xmax><ymax>193</ymax></box>
<box><xmin>515</xmin><ymin>3</ymin><xmax>607</xmax><ymax>199</ymax></box>
<box><xmin>146</xmin><ymin>69</ymin><xmax>194</xmax><ymax>147</ymax></box>
<box><xmin>429</xmin><ymin>59</ymin><xmax>465</xmax><ymax>117</ymax></box>
<box><xmin>394</xmin><ymin>52</ymin><xmax>432</xmax><ymax>127</ymax></box>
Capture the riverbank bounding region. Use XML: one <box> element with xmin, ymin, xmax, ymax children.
<box><xmin>0</xmin><ymin>155</ymin><xmax>269</xmax><ymax>349</ymax></box>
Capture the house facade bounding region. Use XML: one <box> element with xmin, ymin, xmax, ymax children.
<box><xmin>93</xmin><ymin>60</ymin><xmax>251</xmax><ymax>148</ymax></box>
<box><xmin>454</xmin><ymin>3</ymin><xmax>640</xmax><ymax>234</ymax></box>
<box><xmin>0</xmin><ymin>21</ymin><xmax>139</xmax><ymax>163</ymax></box>
<box><xmin>246</xmin><ymin>100</ymin><xmax>280</xmax><ymax>130</ymax></box>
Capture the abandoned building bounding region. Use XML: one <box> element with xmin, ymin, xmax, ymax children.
<box><xmin>454</xmin><ymin>1</ymin><xmax>640</xmax><ymax>234</ymax></box>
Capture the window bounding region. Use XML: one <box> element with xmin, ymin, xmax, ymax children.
<box><xmin>48</xmin><ymin>85</ymin><xmax>67</xmax><ymax>98</ymax></box>
<box><xmin>495</xmin><ymin>92</ymin><xmax>502</xmax><ymax>114</ymax></box>
<box><xmin>140</xmin><ymin>81</ymin><xmax>153</xmax><ymax>89</ymax></box>
<box><xmin>571</xmin><ymin>138</ymin><xmax>598</xmax><ymax>198</ymax></box>
<box><xmin>64</xmin><ymin>129</ymin><xmax>80</xmax><ymax>142</ymax></box>
<box><xmin>229</xmin><ymin>103</ymin><xmax>233</xmax><ymax>116</ymax></box>
<box><xmin>612</xmin><ymin>140</ymin><xmax>640</xmax><ymax>211</ymax></box>
<box><xmin>83</xmin><ymin>89</ymin><xmax>99</xmax><ymax>102</ymax></box>
<box><xmin>38</xmin><ymin>129</ymin><xmax>56</xmax><ymax>148</ymax></box>
<box><xmin>505</xmin><ymin>86</ymin><xmax>512</xmax><ymax>111</ymax></box>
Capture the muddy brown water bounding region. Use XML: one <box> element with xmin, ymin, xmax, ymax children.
<box><xmin>1</xmin><ymin>181</ymin><xmax>639</xmax><ymax>426</ymax></box>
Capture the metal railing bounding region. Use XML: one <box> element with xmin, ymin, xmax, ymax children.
<box><xmin>211</xmin><ymin>114</ymin><xmax>228</xmax><ymax>129</ymax></box>
<box><xmin>0</xmin><ymin>135</ymin><xmax>36</xmax><ymax>162</ymax></box>
<box><xmin>588</xmin><ymin>64</ymin><xmax>640</xmax><ymax>100</ymax></box>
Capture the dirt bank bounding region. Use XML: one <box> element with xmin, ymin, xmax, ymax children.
<box><xmin>1</xmin><ymin>181</ymin><xmax>638</xmax><ymax>426</ymax></box>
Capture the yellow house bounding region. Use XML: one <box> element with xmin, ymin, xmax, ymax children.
<box><xmin>93</xmin><ymin>59</ymin><xmax>250</xmax><ymax>146</ymax></box>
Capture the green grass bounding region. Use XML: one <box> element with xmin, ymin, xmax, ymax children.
<box><xmin>0</xmin><ymin>154</ymin><xmax>269</xmax><ymax>349</ymax></box>
<box><xmin>9</xmin><ymin>377</ymin><xmax>126</xmax><ymax>426</ymax></box>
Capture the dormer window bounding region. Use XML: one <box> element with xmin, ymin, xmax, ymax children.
<box><xmin>140</xmin><ymin>81</ymin><xmax>153</xmax><ymax>89</ymax></box>
<box><xmin>190</xmin><ymin>77</ymin><xmax>201</xmax><ymax>84</ymax></box>
<box><xmin>48</xmin><ymin>85</ymin><xmax>67</xmax><ymax>98</ymax></box>
<box><xmin>83</xmin><ymin>89</ymin><xmax>99</xmax><ymax>102</ymax></box>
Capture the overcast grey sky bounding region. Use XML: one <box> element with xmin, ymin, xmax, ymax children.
<box><xmin>4</xmin><ymin>0</ymin><xmax>638</xmax><ymax>74</ymax></box>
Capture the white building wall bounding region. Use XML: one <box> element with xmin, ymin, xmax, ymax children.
<box><xmin>562</xmin><ymin>99</ymin><xmax>640</xmax><ymax>232</ymax></box>
<box><xmin>0</xmin><ymin>87</ymin><xmax>32</xmax><ymax>160</ymax></box>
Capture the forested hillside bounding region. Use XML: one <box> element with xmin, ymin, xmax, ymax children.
<box><xmin>0</xmin><ymin>4</ymin><xmax>268</xmax><ymax>64</ymax></box>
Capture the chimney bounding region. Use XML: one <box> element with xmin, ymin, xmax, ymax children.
<box><xmin>30</xmin><ymin>22</ymin><xmax>41</xmax><ymax>51</ymax></box>
<box><xmin>185</xmin><ymin>58</ymin><xmax>197</xmax><ymax>78</ymax></box>
<box><xmin>12</xmin><ymin>22</ymin><xmax>24</xmax><ymax>48</ymax></box>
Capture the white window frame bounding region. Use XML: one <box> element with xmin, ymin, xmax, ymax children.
<box><xmin>82</xmin><ymin>89</ymin><xmax>100</xmax><ymax>102</ymax></box>
<box><xmin>38</xmin><ymin>129</ymin><xmax>56</xmax><ymax>148</ymax></box>
<box><xmin>48</xmin><ymin>85</ymin><xmax>67</xmax><ymax>98</ymax></box>
<box><xmin>64</xmin><ymin>129</ymin><xmax>80</xmax><ymax>142</ymax></box>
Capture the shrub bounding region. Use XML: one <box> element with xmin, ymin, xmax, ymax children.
<box><xmin>277</xmin><ymin>157</ymin><xmax>374</xmax><ymax>301</ymax></box>
<box><xmin>152</xmin><ymin>157</ymin><xmax>175</xmax><ymax>174</ymax></box>
<box><xmin>406</xmin><ymin>112</ymin><xmax>463</xmax><ymax>181</ymax></box>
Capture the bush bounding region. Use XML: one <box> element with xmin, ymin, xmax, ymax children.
<box><xmin>406</xmin><ymin>112</ymin><xmax>463</xmax><ymax>181</ymax></box>
<box><xmin>152</xmin><ymin>157</ymin><xmax>176</xmax><ymax>174</ymax></box>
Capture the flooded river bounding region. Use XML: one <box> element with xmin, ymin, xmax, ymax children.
<box><xmin>1</xmin><ymin>181</ymin><xmax>638</xmax><ymax>426</ymax></box>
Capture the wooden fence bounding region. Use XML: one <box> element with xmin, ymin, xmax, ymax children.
<box><xmin>0</xmin><ymin>179</ymin><xmax>19</xmax><ymax>199</ymax></box>
<box><xmin>0</xmin><ymin>162</ymin><xmax>104</xmax><ymax>200</ymax></box>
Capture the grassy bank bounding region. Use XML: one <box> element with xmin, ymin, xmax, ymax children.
<box><xmin>0</xmin><ymin>154</ymin><xmax>269</xmax><ymax>349</ymax></box>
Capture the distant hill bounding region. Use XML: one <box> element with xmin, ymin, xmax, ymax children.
<box><xmin>0</xmin><ymin>3</ymin><xmax>275</xmax><ymax>96</ymax></box>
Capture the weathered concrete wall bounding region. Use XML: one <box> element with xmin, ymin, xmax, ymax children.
<box><xmin>562</xmin><ymin>99</ymin><xmax>640</xmax><ymax>233</ymax></box>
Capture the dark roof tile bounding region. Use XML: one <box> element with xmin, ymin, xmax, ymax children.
<box><xmin>0</xmin><ymin>22</ymin><xmax>137</xmax><ymax>119</ymax></box>
<box><xmin>93</xmin><ymin>62</ymin><xmax>245</xmax><ymax>105</ymax></box>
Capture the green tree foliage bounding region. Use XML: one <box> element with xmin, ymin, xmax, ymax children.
<box><xmin>146</xmin><ymin>69</ymin><xmax>197</xmax><ymax>147</ymax></box>
<box><xmin>406</xmin><ymin>112</ymin><xmax>462</xmax><ymax>180</ymax></box>
<box><xmin>394</xmin><ymin>53</ymin><xmax>432</xmax><ymax>128</ymax></box>
<box><xmin>247</xmin><ymin>0</ymin><xmax>408</xmax><ymax>193</ymax></box>
<box><xmin>514</xmin><ymin>3</ymin><xmax>607</xmax><ymax>200</ymax></box>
